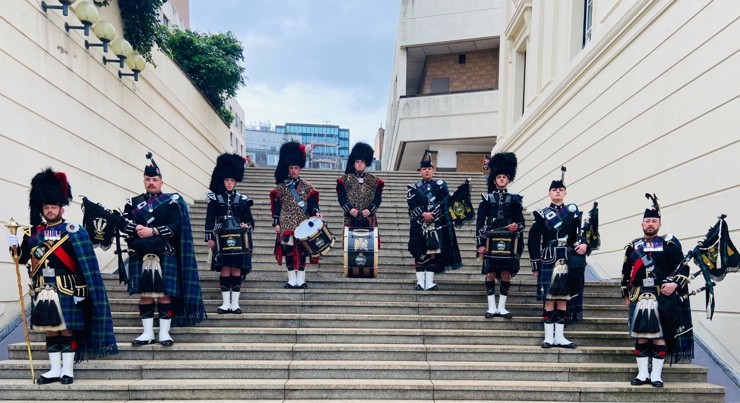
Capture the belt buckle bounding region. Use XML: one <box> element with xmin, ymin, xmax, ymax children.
<box><xmin>557</xmin><ymin>238</ymin><xmax>567</xmax><ymax>247</ymax></box>
<box><xmin>643</xmin><ymin>278</ymin><xmax>655</xmax><ymax>287</ymax></box>
<box><xmin>42</xmin><ymin>268</ymin><xmax>55</xmax><ymax>278</ymax></box>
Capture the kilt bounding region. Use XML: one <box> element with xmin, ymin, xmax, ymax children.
<box><xmin>31</xmin><ymin>291</ymin><xmax>85</xmax><ymax>331</ymax></box>
<box><xmin>536</xmin><ymin>262</ymin><xmax>571</xmax><ymax>301</ymax></box>
<box><xmin>127</xmin><ymin>253</ymin><xmax>179</xmax><ymax>297</ymax></box>
<box><xmin>211</xmin><ymin>247</ymin><xmax>252</xmax><ymax>274</ymax></box>
<box><xmin>481</xmin><ymin>256</ymin><xmax>520</xmax><ymax>276</ymax></box>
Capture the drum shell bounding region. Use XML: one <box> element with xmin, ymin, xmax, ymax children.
<box><xmin>484</xmin><ymin>231</ymin><xmax>518</xmax><ymax>258</ymax></box>
<box><xmin>295</xmin><ymin>218</ymin><xmax>335</xmax><ymax>257</ymax></box>
<box><xmin>344</xmin><ymin>227</ymin><xmax>379</xmax><ymax>278</ymax></box>
<box><xmin>214</xmin><ymin>226</ymin><xmax>251</xmax><ymax>256</ymax></box>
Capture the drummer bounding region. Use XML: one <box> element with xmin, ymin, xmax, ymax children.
<box><xmin>270</xmin><ymin>141</ymin><xmax>324</xmax><ymax>289</ymax></box>
<box><xmin>337</xmin><ymin>142</ymin><xmax>384</xmax><ymax>228</ymax></box>
<box><xmin>205</xmin><ymin>153</ymin><xmax>254</xmax><ymax>314</ymax></box>
<box><xmin>476</xmin><ymin>152</ymin><xmax>524</xmax><ymax>319</ymax></box>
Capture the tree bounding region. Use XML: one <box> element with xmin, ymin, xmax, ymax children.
<box><xmin>164</xmin><ymin>29</ymin><xmax>246</xmax><ymax>125</ymax></box>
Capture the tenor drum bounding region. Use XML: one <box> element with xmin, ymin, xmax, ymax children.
<box><xmin>294</xmin><ymin>217</ymin><xmax>335</xmax><ymax>257</ymax></box>
<box><xmin>343</xmin><ymin>227</ymin><xmax>379</xmax><ymax>278</ymax></box>
<box><xmin>485</xmin><ymin>230</ymin><xmax>518</xmax><ymax>258</ymax></box>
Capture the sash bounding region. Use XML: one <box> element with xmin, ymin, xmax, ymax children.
<box><xmin>30</xmin><ymin>233</ymin><xmax>72</xmax><ymax>277</ymax></box>
<box><xmin>131</xmin><ymin>193</ymin><xmax>172</xmax><ymax>224</ymax></box>
<box><xmin>416</xmin><ymin>181</ymin><xmax>437</xmax><ymax>205</ymax></box>
<box><xmin>630</xmin><ymin>239</ymin><xmax>658</xmax><ymax>285</ymax></box>
<box><xmin>287</xmin><ymin>181</ymin><xmax>307</xmax><ymax>214</ymax></box>
<box><xmin>542</xmin><ymin>205</ymin><xmax>576</xmax><ymax>231</ymax></box>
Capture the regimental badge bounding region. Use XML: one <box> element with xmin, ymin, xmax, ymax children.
<box><xmin>34</xmin><ymin>246</ymin><xmax>47</xmax><ymax>259</ymax></box>
<box><xmin>353</xmin><ymin>237</ymin><xmax>369</xmax><ymax>251</ymax></box>
<box><xmin>93</xmin><ymin>217</ymin><xmax>108</xmax><ymax>241</ymax></box>
<box><xmin>226</xmin><ymin>237</ymin><xmax>237</xmax><ymax>248</ymax></box>
<box><xmin>354</xmin><ymin>253</ymin><xmax>367</xmax><ymax>267</ymax></box>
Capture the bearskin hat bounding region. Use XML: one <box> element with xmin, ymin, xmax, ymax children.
<box><xmin>644</xmin><ymin>193</ymin><xmax>661</xmax><ymax>219</ymax></box>
<box><xmin>274</xmin><ymin>141</ymin><xmax>306</xmax><ymax>184</ymax></box>
<box><xmin>209</xmin><ymin>153</ymin><xmax>246</xmax><ymax>194</ymax></box>
<box><xmin>417</xmin><ymin>149</ymin><xmax>434</xmax><ymax>171</ymax></box>
<box><xmin>144</xmin><ymin>151</ymin><xmax>161</xmax><ymax>177</ymax></box>
<box><xmin>487</xmin><ymin>152</ymin><xmax>517</xmax><ymax>192</ymax></box>
<box><xmin>29</xmin><ymin>167</ymin><xmax>73</xmax><ymax>227</ymax></box>
<box><xmin>345</xmin><ymin>142</ymin><xmax>374</xmax><ymax>174</ymax></box>
<box><xmin>549</xmin><ymin>166</ymin><xmax>567</xmax><ymax>190</ymax></box>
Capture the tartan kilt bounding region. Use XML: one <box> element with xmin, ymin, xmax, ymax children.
<box><xmin>31</xmin><ymin>292</ymin><xmax>85</xmax><ymax>331</ymax></box>
<box><xmin>211</xmin><ymin>248</ymin><xmax>252</xmax><ymax>274</ymax></box>
<box><xmin>481</xmin><ymin>256</ymin><xmax>520</xmax><ymax>276</ymax></box>
<box><xmin>536</xmin><ymin>262</ymin><xmax>570</xmax><ymax>301</ymax></box>
<box><xmin>127</xmin><ymin>253</ymin><xmax>179</xmax><ymax>297</ymax></box>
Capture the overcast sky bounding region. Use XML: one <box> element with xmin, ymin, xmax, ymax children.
<box><xmin>189</xmin><ymin>0</ymin><xmax>401</xmax><ymax>147</ymax></box>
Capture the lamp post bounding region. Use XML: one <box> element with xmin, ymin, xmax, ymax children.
<box><xmin>64</xmin><ymin>1</ymin><xmax>98</xmax><ymax>36</ymax></box>
<box><xmin>41</xmin><ymin>0</ymin><xmax>76</xmax><ymax>17</ymax></box>
<box><xmin>103</xmin><ymin>37</ymin><xmax>134</xmax><ymax>68</ymax></box>
<box><xmin>85</xmin><ymin>20</ymin><xmax>116</xmax><ymax>52</ymax></box>
<box><xmin>118</xmin><ymin>52</ymin><xmax>146</xmax><ymax>82</ymax></box>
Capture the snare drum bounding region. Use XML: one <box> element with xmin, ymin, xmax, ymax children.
<box><xmin>214</xmin><ymin>226</ymin><xmax>250</xmax><ymax>256</ymax></box>
<box><xmin>485</xmin><ymin>230</ymin><xmax>518</xmax><ymax>258</ymax></box>
<box><xmin>344</xmin><ymin>227</ymin><xmax>379</xmax><ymax>278</ymax></box>
<box><xmin>294</xmin><ymin>217</ymin><xmax>335</xmax><ymax>257</ymax></box>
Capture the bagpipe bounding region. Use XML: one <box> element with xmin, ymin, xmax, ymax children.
<box><xmin>669</xmin><ymin>214</ymin><xmax>740</xmax><ymax>319</ymax></box>
<box><xmin>80</xmin><ymin>196</ymin><xmax>127</xmax><ymax>283</ymax></box>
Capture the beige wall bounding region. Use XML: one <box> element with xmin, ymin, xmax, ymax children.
<box><xmin>497</xmin><ymin>0</ymin><xmax>740</xmax><ymax>375</ymax></box>
<box><xmin>421</xmin><ymin>49</ymin><xmax>499</xmax><ymax>94</ymax></box>
<box><xmin>0</xmin><ymin>0</ymin><xmax>230</xmax><ymax>328</ymax></box>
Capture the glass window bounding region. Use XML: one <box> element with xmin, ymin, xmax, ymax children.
<box><xmin>583</xmin><ymin>0</ymin><xmax>593</xmax><ymax>47</ymax></box>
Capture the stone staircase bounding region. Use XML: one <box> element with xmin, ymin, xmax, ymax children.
<box><xmin>0</xmin><ymin>168</ymin><xmax>725</xmax><ymax>401</ymax></box>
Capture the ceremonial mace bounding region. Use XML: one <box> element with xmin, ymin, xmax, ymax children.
<box><xmin>5</xmin><ymin>218</ymin><xmax>35</xmax><ymax>383</ymax></box>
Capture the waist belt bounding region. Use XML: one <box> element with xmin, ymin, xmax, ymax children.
<box><xmin>34</xmin><ymin>272</ymin><xmax>88</xmax><ymax>298</ymax></box>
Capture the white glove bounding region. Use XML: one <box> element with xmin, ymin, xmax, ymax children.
<box><xmin>7</xmin><ymin>235</ymin><xmax>19</xmax><ymax>247</ymax></box>
<box><xmin>74</xmin><ymin>296</ymin><xmax>86</xmax><ymax>304</ymax></box>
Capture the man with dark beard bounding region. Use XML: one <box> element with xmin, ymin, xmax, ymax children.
<box><xmin>8</xmin><ymin>168</ymin><xmax>116</xmax><ymax>384</ymax></box>
<box><xmin>621</xmin><ymin>194</ymin><xmax>692</xmax><ymax>388</ymax></box>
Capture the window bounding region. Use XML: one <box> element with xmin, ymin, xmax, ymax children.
<box><xmin>583</xmin><ymin>0</ymin><xmax>593</xmax><ymax>47</ymax></box>
<box><xmin>267</xmin><ymin>154</ymin><xmax>278</xmax><ymax>165</ymax></box>
<box><xmin>458</xmin><ymin>54</ymin><xmax>466</xmax><ymax>64</ymax></box>
<box><xmin>431</xmin><ymin>78</ymin><xmax>449</xmax><ymax>94</ymax></box>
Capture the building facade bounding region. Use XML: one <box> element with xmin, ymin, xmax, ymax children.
<box><xmin>383</xmin><ymin>0</ymin><xmax>502</xmax><ymax>172</ymax></box>
<box><xmin>494</xmin><ymin>0</ymin><xmax>740</xmax><ymax>376</ymax></box>
<box><xmin>245</xmin><ymin>123</ymin><xmax>301</xmax><ymax>168</ymax></box>
<box><xmin>0</xmin><ymin>0</ymin><xmax>232</xmax><ymax>333</ymax></box>
<box><xmin>276</xmin><ymin>123</ymin><xmax>350</xmax><ymax>170</ymax></box>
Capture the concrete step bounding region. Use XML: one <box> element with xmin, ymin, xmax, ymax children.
<box><xmin>103</xmin><ymin>298</ymin><xmax>628</xmax><ymax>319</ymax></box>
<box><xmin>0</xmin><ymin>378</ymin><xmax>723</xmax><ymax>401</ymax></box>
<box><xmin>0</xmin><ymin>359</ymin><xmax>708</xmax><ymax>383</ymax></box>
<box><xmin>89</xmin><ymin>312</ymin><xmax>631</xmax><ymax>332</ymax></box>
<box><xmin>9</xmin><ymin>342</ymin><xmax>636</xmax><ymax>363</ymax></box>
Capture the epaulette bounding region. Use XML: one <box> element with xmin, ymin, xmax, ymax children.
<box><xmin>66</xmin><ymin>223</ymin><xmax>80</xmax><ymax>233</ymax></box>
<box><xmin>169</xmin><ymin>193</ymin><xmax>180</xmax><ymax>204</ymax></box>
<box><xmin>512</xmin><ymin>193</ymin><xmax>524</xmax><ymax>204</ymax></box>
<box><xmin>125</xmin><ymin>197</ymin><xmax>134</xmax><ymax>206</ymax></box>
<box><xmin>205</xmin><ymin>192</ymin><xmax>216</xmax><ymax>201</ymax></box>
<box><xmin>436</xmin><ymin>179</ymin><xmax>445</xmax><ymax>186</ymax></box>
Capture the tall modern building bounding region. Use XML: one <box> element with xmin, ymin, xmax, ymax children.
<box><xmin>276</xmin><ymin>123</ymin><xmax>350</xmax><ymax>170</ymax></box>
<box><xmin>383</xmin><ymin>1</ymin><xmax>501</xmax><ymax>172</ymax></box>
<box><xmin>385</xmin><ymin>0</ymin><xmax>740</xmax><ymax>377</ymax></box>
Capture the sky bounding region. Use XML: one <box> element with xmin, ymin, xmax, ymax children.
<box><xmin>189</xmin><ymin>0</ymin><xmax>401</xmax><ymax>147</ymax></box>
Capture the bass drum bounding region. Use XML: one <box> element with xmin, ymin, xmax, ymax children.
<box><xmin>294</xmin><ymin>217</ymin><xmax>335</xmax><ymax>257</ymax></box>
<box><xmin>343</xmin><ymin>227</ymin><xmax>379</xmax><ymax>278</ymax></box>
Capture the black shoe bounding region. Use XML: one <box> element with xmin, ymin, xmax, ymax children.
<box><xmin>36</xmin><ymin>375</ymin><xmax>60</xmax><ymax>385</ymax></box>
<box><xmin>415</xmin><ymin>284</ymin><xmax>424</xmax><ymax>291</ymax></box>
<box><xmin>160</xmin><ymin>339</ymin><xmax>174</xmax><ymax>347</ymax></box>
<box><xmin>427</xmin><ymin>284</ymin><xmax>438</xmax><ymax>291</ymax></box>
<box><xmin>131</xmin><ymin>338</ymin><xmax>156</xmax><ymax>347</ymax></box>
<box><xmin>60</xmin><ymin>375</ymin><xmax>74</xmax><ymax>385</ymax></box>
<box><xmin>217</xmin><ymin>307</ymin><xmax>231</xmax><ymax>314</ymax></box>
<box><xmin>541</xmin><ymin>342</ymin><xmax>553</xmax><ymax>349</ymax></box>
<box><xmin>297</xmin><ymin>283</ymin><xmax>308</xmax><ymax>289</ymax></box>
<box><xmin>651</xmin><ymin>380</ymin><xmax>664</xmax><ymax>388</ymax></box>
<box><xmin>556</xmin><ymin>342</ymin><xmax>577</xmax><ymax>349</ymax></box>
<box><xmin>630</xmin><ymin>377</ymin><xmax>651</xmax><ymax>386</ymax></box>
<box><xmin>284</xmin><ymin>282</ymin><xmax>295</xmax><ymax>289</ymax></box>
<box><xmin>484</xmin><ymin>311</ymin><xmax>496</xmax><ymax>319</ymax></box>
<box><xmin>500</xmin><ymin>312</ymin><xmax>513</xmax><ymax>319</ymax></box>
<box><xmin>231</xmin><ymin>307</ymin><xmax>242</xmax><ymax>314</ymax></box>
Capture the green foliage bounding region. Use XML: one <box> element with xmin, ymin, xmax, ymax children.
<box><xmin>118</xmin><ymin>0</ymin><xmax>169</xmax><ymax>64</ymax></box>
<box><xmin>219</xmin><ymin>108</ymin><xmax>235</xmax><ymax>127</ymax></box>
<box><xmin>164</xmin><ymin>29</ymin><xmax>246</xmax><ymax>125</ymax></box>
